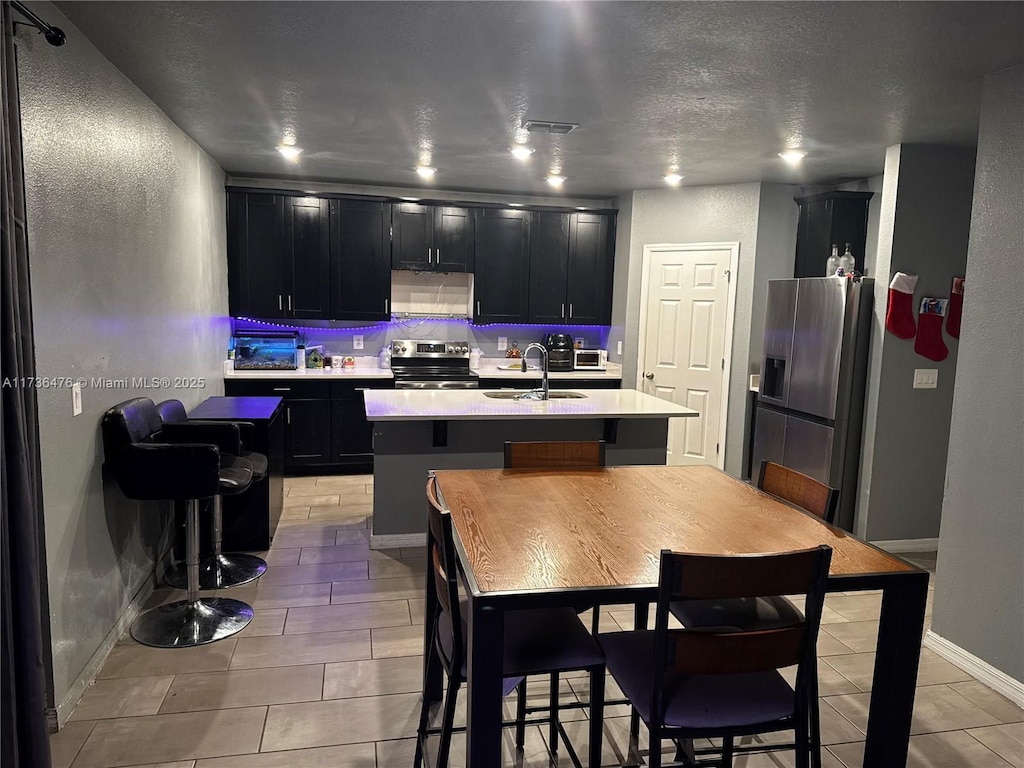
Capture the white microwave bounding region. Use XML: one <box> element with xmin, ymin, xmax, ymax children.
<box><xmin>573</xmin><ymin>349</ymin><xmax>608</xmax><ymax>370</ymax></box>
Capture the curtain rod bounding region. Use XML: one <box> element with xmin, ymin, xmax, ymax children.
<box><xmin>10</xmin><ymin>1</ymin><xmax>65</xmax><ymax>46</ymax></box>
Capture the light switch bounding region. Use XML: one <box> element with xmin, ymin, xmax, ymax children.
<box><xmin>353</xmin><ymin>335</ymin><xmax>364</xmax><ymax>350</ymax></box>
<box><xmin>913</xmin><ymin>369</ymin><xmax>938</xmax><ymax>389</ymax></box>
<box><xmin>497</xmin><ymin>337</ymin><xmax>508</xmax><ymax>351</ymax></box>
<box><xmin>72</xmin><ymin>382</ymin><xmax>83</xmax><ymax>416</ymax></box>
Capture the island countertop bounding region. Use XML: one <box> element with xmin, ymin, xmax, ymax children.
<box><xmin>364</xmin><ymin>387</ymin><xmax>699</xmax><ymax>421</ymax></box>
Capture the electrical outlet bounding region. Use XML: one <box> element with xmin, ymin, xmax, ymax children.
<box><xmin>913</xmin><ymin>369</ymin><xmax>938</xmax><ymax>389</ymax></box>
<box><xmin>497</xmin><ymin>337</ymin><xmax>508</xmax><ymax>351</ymax></box>
<box><xmin>617</xmin><ymin>341</ymin><xmax>623</xmax><ymax>355</ymax></box>
<box><xmin>72</xmin><ymin>382</ymin><xmax>82</xmax><ymax>416</ymax></box>
<box><xmin>353</xmin><ymin>335</ymin><xmax>364</xmax><ymax>350</ymax></box>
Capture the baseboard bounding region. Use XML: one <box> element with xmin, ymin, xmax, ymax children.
<box><xmin>370</xmin><ymin>532</ymin><xmax>427</xmax><ymax>550</ymax></box>
<box><xmin>870</xmin><ymin>538</ymin><xmax>940</xmax><ymax>553</ymax></box>
<box><xmin>52</xmin><ymin>544</ymin><xmax>175</xmax><ymax>729</ymax></box>
<box><xmin>924</xmin><ymin>630</ymin><xmax>1024</xmax><ymax>709</ymax></box>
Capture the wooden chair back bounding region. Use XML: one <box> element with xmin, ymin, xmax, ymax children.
<box><xmin>504</xmin><ymin>440</ymin><xmax>606</xmax><ymax>469</ymax></box>
<box><xmin>653</xmin><ymin>546</ymin><xmax>831</xmax><ymax>681</ymax></box>
<box><xmin>425</xmin><ymin>476</ymin><xmax>463</xmax><ymax>666</ymax></box>
<box><xmin>758</xmin><ymin>461</ymin><xmax>839</xmax><ymax>524</ymax></box>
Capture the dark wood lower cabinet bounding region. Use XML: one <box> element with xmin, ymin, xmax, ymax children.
<box><xmin>224</xmin><ymin>378</ymin><xmax>393</xmax><ymax>473</ymax></box>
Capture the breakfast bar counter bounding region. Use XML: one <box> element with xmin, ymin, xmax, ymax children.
<box><xmin>365</xmin><ymin>387</ymin><xmax>698</xmax><ymax>544</ymax></box>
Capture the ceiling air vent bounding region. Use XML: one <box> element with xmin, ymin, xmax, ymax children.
<box><xmin>523</xmin><ymin>119</ymin><xmax>579</xmax><ymax>135</ymax></box>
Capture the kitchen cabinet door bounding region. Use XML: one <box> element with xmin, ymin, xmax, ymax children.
<box><xmin>330</xmin><ymin>199</ymin><xmax>391</xmax><ymax>320</ymax></box>
<box><xmin>433</xmin><ymin>206</ymin><xmax>473</xmax><ymax>272</ymax></box>
<box><xmin>794</xmin><ymin>191</ymin><xmax>872</xmax><ymax>278</ymax></box>
<box><xmin>227</xmin><ymin>192</ymin><xmax>288</xmax><ymax>318</ymax></box>
<box><xmin>285</xmin><ymin>196</ymin><xmax>330</xmax><ymax>319</ymax></box>
<box><xmin>528</xmin><ymin>212</ymin><xmax>570</xmax><ymax>323</ymax></box>
<box><xmin>391</xmin><ymin>202</ymin><xmax>432</xmax><ymax>270</ymax></box>
<box><xmin>331</xmin><ymin>381</ymin><xmax>393</xmax><ymax>461</ymax></box>
<box><xmin>473</xmin><ymin>208</ymin><xmax>531</xmax><ymax>324</ymax></box>
<box><xmin>283</xmin><ymin>397</ymin><xmax>331</xmax><ymax>466</ymax></box>
<box><xmin>566</xmin><ymin>212</ymin><xmax>612</xmax><ymax>325</ymax></box>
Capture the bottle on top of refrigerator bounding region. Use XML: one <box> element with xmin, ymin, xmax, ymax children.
<box><xmin>825</xmin><ymin>244</ymin><xmax>842</xmax><ymax>276</ymax></box>
<box><xmin>839</xmin><ymin>243</ymin><xmax>856</xmax><ymax>274</ymax></box>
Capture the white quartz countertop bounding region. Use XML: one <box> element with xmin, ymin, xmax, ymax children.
<box><xmin>474</xmin><ymin>361</ymin><xmax>622</xmax><ymax>380</ymax></box>
<box><xmin>364</xmin><ymin>387</ymin><xmax>699</xmax><ymax>421</ymax></box>
<box><xmin>225</xmin><ymin>367</ymin><xmax>393</xmax><ymax>380</ymax></box>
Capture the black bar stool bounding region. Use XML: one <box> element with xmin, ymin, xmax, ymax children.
<box><xmin>101</xmin><ymin>398</ymin><xmax>256</xmax><ymax>647</ymax></box>
<box><xmin>157</xmin><ymin>400</ymin><xmax>268</xmax><ymax>590</ymax></box>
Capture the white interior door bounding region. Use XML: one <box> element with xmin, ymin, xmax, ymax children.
<box><xmin>638</xmin><ymin>244</ymin><xmax>736</xmax><ymax>466</ymax></box>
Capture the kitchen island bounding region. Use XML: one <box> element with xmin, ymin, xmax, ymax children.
<box><xmin>364</xmin><ymin>387</ymin><xmax>698</xmax><ymax>545</ymax></box>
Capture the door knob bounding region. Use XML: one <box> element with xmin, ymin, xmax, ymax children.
<box><xmin>645</xmin><ymin>372</ymin><xmax>654</xmax><ymax>380</ymax></box>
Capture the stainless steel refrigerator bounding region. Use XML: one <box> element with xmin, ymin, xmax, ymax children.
<box><xmin>752</xmin><ymin>277</ymin><xmax>873</xmax><ymax>531</ymax></box>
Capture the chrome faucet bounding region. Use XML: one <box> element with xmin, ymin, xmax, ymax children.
<box><xmin>520</xmin><ymin>342</ymin><xmax>549</xmax><ymax>400</ymax></box>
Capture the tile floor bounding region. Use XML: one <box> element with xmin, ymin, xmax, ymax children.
<box><xmin>51</xmin><ymin>476</ymin><xmax>1023</xmax><ymax>768</ymax></box>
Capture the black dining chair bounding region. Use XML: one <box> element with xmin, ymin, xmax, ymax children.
<box><xmin>668</xmin><ymin>460</ymin><xmax>839</xmax><ymax>765</ymax></box>
<box><xmin>415</xmin><ymin>476</ymin><xmax>606</xmax><ymax>768</ymax></box>
<box><xmin>599</xmin><ymin>545</ymin><xmax>832</xmax><ymax>768</ymax></box>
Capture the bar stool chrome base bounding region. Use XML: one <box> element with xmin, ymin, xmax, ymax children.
<box><xmin>130</xmin><ymin>597</ymin><xmax>253</xmax><ymax>648</ymax></box>
<box><xmin>166</xmin><ymin>553</ymin><xmax>267</xmax><ymax>590</ymax></box>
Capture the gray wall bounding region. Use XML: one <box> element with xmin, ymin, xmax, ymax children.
<box><xmin>932</xmin><ymin>65</ymin><xmax>1024</xmax><ymax>682</ymax></box>
<box><xmin>17</xmin><ymin>3</ymin><xmax>229</xmax><ymax>711</ymax></box>
<box><xmin>856</xmin><ymin>145</ymin><xmax>976</xmax><ymax>541</ymax></box>
<box><xmin>608</xmin><ymin>183</ymin><xmax>764</xmax><ymax>477</ymax></box>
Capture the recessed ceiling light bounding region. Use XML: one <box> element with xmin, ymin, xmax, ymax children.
<box><xmin>415</xmin><ymin>166</ymin><xmax>436</xmax><ymax>179</ymax></box>
<box><xmin>664</xmin><ymin>173</ymin><xmax>684</xmax><ymax>186</ymax></box>
<box><xmin>510</xmin><ymin>145</ymin><xmax>535</xmax><ymax>160</ymax></box>
<box><xmin>778</xmin><ymin>149</ymin><xmax>807</xmax><ymax>165</ymax></box>
<box><xmin>509</xmin><ymin>202</ymin><xmax>524</xmax><ymax>207</ymax></box>
<box><xmin>277</xmin><ymin>145</ymin><xmax>302</xmax><ymax>161</ymax></box>
<box><xmin>400</xmin><ymin>197</ymin><xmax>421</xmax><ymax>202</ymax></box>
<box><xmin>546</xmin><ymin>175</ymin><xmax>566</xmax><ymax>188</ymax></box>
<box><xmin>576</xmin><ymin>206</ymin><xmax>588</xmax><ymax>210</ymax></box>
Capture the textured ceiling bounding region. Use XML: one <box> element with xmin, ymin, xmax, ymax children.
<box><xmin>55</xmin><ymin>1</ymin><xmax>1024</xmax><ymax>198</ymax></box>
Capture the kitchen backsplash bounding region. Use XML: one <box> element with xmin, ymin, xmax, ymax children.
<box><xmin>231</xmin><ymin>317</ymin><xmax>610</xmax><ymax>359</ymax></box>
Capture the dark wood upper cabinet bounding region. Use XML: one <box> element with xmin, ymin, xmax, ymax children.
<box><xmin>227</xmin><ymin>192</ymin><xmax>288</xmax><ymax>318</ymax></box>
<box><xmin>794</xmin><ymin>191</ymin><xmax>873</xmax><ymax>278</ymax></box>
<box><xmin>566</xmin><ymin>212</ymin><xmax>613</xmax><ymax>325</ymax></box>
<box><xmin>473</xmin><ymin>208</ymin><xmax>531</xmax><ymax>324</ymax></box>
<box><xmin>391</xmin><ymin>203</ymin><xmax>473</xmax><ymax>272</ymax></box>
<box><xmin>528</xmin><ymin>212</ymin><xmax>570</xmax><ymax>323</ymax></box>
<box><xmin>330</xmin><ymin>199</ymin><xmax>390</xmax><ymax>321</ymax></box>
<box><xmin>285</xmin><ymin>196</ymin><xmax>330</xmax><ymax>319</ymax></box>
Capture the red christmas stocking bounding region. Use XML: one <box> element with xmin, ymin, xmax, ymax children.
<box><xmin>915</xmin><ymin>298</ymin><xmax>949</xmax><ymax>362</ymax></box>
<box><xmin>886</xmin><ymin>272</ymin><xmax>918</xmax><ymax>339</ymax></box>
<box><xmin>946</xmin><ymin>277</ymin><xmax>964</xmax><ymax>339</ymax></box>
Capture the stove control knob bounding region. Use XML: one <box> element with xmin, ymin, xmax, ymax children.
<box><xmin>447</xmin><ymin>345</ymin><xmax>454</xmax><ymax>353</ymax></box>
<box><xmin>399</xmin><ymin>346</ymin><xmax>407</xmax><ymax>353</ymax></box>
<box><xmin>460</xmin><ymin>345</ymin><xmax>468</xmax><ymax>353</ymax></box>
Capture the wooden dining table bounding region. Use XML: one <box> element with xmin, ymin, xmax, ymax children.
<box><xmin>425</xmin><ymin>465</ymin><xmax>930</xmax><ymax>768</ymax></box>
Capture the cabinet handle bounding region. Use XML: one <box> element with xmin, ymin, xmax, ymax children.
<box><xmin>288</xmin><ymin>295</ymin><xmax>293</xmax><ymax>311</ymax></box>
<box><xmin>477</xmin><ymin>300</ymin><xmax>481</xmax><ymax>315</ymax></box>
<box><xmin>569</xmin><ymin>303</ymin><xmax>573</xmax><ymax>318</ymax></box>
<box><xmin>278</xmin><ymin>295</ymin><xmax>283</xmax><ymax>310</ymax></box>
<box><xmin>286</xmin><ymin>407</ymin><xmax>291</xmax><ymax>424</ymax></box>
<box><xmin>384</xmin><ymin>298</ymin><xmax>389</xmax><ymax>314</ymax></box>
<box><xmin>561</xmin><ymin>303</ymin><xmax>565</xmax><ymax>319</ymax></box>
<box><xmin>427</xmin><ymin>247</ymin><xmax>432</xmax><ymax>264</ymax></box>
<box><xmin>435</xmin><ymin>248</ymin><xmax>440</xmax><ymax>262</ymax></box>
<box><xmin>272</xmin><ymin>387</ymin><xmax>291</xmax><ymax>392</ymax></box>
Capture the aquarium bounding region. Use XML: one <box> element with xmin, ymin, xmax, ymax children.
<box><xmin>232</xmin><ymin>332</ymin><xmax>298</xmax><ymax>370</ymax></box>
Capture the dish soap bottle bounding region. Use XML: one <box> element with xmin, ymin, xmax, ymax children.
<box><xmin>825</xmin><ymin>244</ymin><xmax>842</xmax><ymax>276</ymax></box>
<box><xmin>839</xmin><ymin>243</ymin><xmax>856</xmax><ymax>275</ymax></box>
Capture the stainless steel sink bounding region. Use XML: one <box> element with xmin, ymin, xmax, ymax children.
<box><xmin>482</xmin><ymin>391</ymin><xmax>587</xmax><ymax>400</ymax></box>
